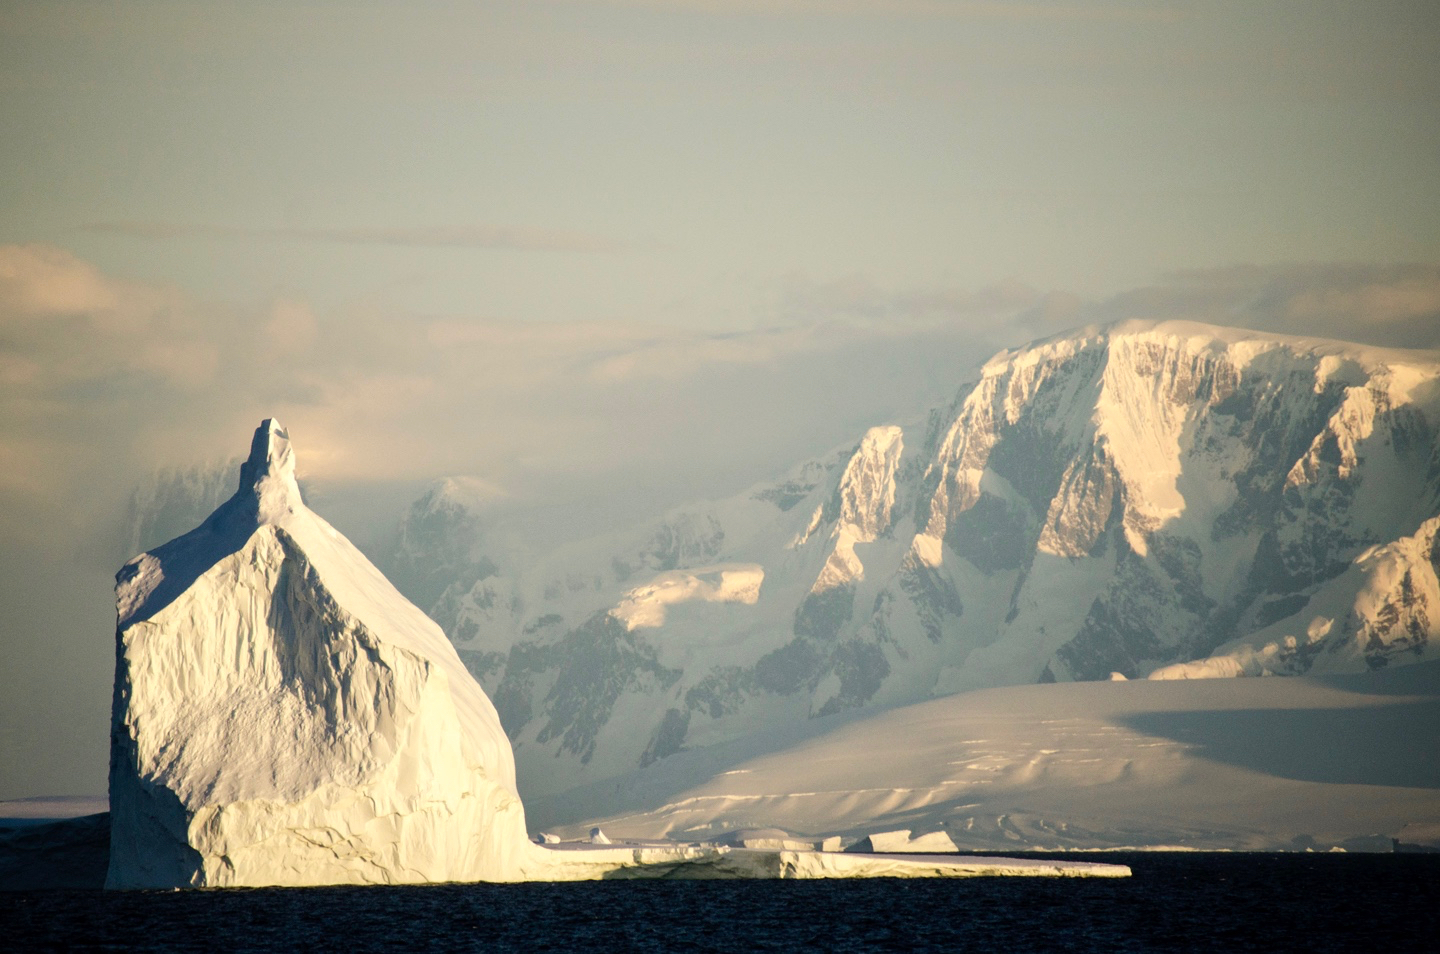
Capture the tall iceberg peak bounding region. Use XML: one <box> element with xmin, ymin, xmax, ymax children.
<box><xmin>236</xmin><ymin>417</ymin><xmax>300</xmax><ymax>523</ymax></box>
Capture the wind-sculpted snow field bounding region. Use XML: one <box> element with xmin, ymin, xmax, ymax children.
<box><xmin>534</xmin><ymin>660</ymin><xmax>1440</xmax><ymax>853</ymax></box>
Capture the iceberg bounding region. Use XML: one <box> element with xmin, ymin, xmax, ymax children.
<box><xmin>106</xmin><ymin>420</ymin><xmax>1127</xmax><ymax>887</ymax></box>
<box><xmin>847</xmin><ymin>830</ymin><xmax>959</xmax><ymax>854</ymax></box>
<box><xmin>715</xmin><ymin>828</ymin><xmax>821</xmax><ymax>851</ymax></box>
<box><xmin>107</xmin><ymin>420</ymin><xmax>542</xmax><ymax>888</ymax></box>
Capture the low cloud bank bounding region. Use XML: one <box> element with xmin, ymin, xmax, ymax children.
<box><xmin>3</xmin><ymin>244</ymin><xmax>1435</xmax><ymax>563</ymax></box>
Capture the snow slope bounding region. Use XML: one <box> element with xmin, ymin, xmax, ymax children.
<box><xmin>537</xmin><ymin>659</ymin><xmax>1440</xmax><ymax>852</ymax></box>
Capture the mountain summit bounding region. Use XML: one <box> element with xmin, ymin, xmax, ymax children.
<box><xmin>236</xmin><ymin>417</ymin><xmax>300</xmax><ymax>521</ymax></box>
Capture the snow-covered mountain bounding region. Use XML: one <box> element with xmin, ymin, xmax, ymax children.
<box><xmin>388</xmin><ymin>321</ymin><xmax>1440</xmax><ymax>799</ymax></box>
<box><xmin>385</xmin><ymin>477</ymin><xmax>503</xmax><ymax>639</ymax></box>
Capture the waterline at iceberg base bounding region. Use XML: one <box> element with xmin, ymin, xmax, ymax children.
<box><xmin>104</xmin><ymin>419</ymin><xmax>1127</xmax><ymax>887</ymax></box>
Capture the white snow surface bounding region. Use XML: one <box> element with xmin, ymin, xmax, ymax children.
<box><xmin>538</xmin><ymin>660</ymin><xmax>1440</xmax><ymax>852</ymax></box>
<box><xmin>847</xmin><ymin>830</ymin><xmax>959</xmax><ymax>853</ymax></box>
<box><xmin>105</xmin><ymin>420</ymin><xmax>1122</xmax><ymax>887</ymax></box>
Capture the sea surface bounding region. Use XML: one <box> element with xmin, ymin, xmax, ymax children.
<box><xmin>4</xmin><ymin>853</ymin><xmax>1438</xmax><ymax>952</ymax></box>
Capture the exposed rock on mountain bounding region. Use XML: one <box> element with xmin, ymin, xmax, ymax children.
<box><xmin>386</xmin><ymin>477</ymin><xmax>501</xmax><ymax>644</ymax></box>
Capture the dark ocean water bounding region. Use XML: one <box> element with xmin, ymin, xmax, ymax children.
<box><xmin>3</xmin><ymin>853</ymin><xmax>1438</xmax><ymax>953</ymax></box>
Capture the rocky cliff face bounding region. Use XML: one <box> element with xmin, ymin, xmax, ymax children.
<box><xmin>387</xmin><ymin>321</ymin><xmax>1440</xmax><ymax>798</ymax></box>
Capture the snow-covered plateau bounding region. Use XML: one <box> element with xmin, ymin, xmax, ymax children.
<box><xmin>101</xmin><ymin>420</ymin><xmax>1126</xmax><ymax>888</ymax></box>
<box><xmin>535</xmin><ymin>657</ymin><xmax>1440</xmax><ymax>852</ymax></box>
<box><xmin>381</xmin><ymin>320</ymin><xmax>1440</xmax><ymax>802</ymax></box>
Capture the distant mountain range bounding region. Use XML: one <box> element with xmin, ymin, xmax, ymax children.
<box><xmin>125</xmin><ymin>321</ymin><xmax>1440</xmax><ymax>803</ymax></box>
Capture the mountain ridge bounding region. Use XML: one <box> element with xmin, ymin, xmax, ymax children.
<box><xmin>385</xmin><ymin>320</ymin><xmax>1439</xmax><ymax>799</ymax></box>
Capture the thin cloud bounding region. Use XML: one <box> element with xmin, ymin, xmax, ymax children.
<box><xmin>79</xmin><ymin>221</ymin><xmax>620</xmax><ymax>254</ymax></box>
<box><xmin>774</xmin><ymin>273</ymin><xmax>1041</xmax><ymax>325</ymax></box>
<box><xmin>0</xmin><ymin>244</ymin><xmax>1003</xmax><ymax>497</ymax></box>
<box><xmin>0</xmin><ymin>242</ymin><xmax>122</xmax><ymax>316</ymax></box>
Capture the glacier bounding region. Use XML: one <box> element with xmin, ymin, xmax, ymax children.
<box><xmin>105</xmin><ymin>419</ymin><xmax>1126</xmax><ymax>887</ymax></box>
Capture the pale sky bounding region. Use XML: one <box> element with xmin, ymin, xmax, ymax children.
<box><xmin>1</xmin><ymin>0</ymin><xmax>1438</xmax><ymax>798</ymax></box>
<box><xmin>4</xmin><ymin>1</ymin><xmax>1438</xmax><ymax>322</ymax></box>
